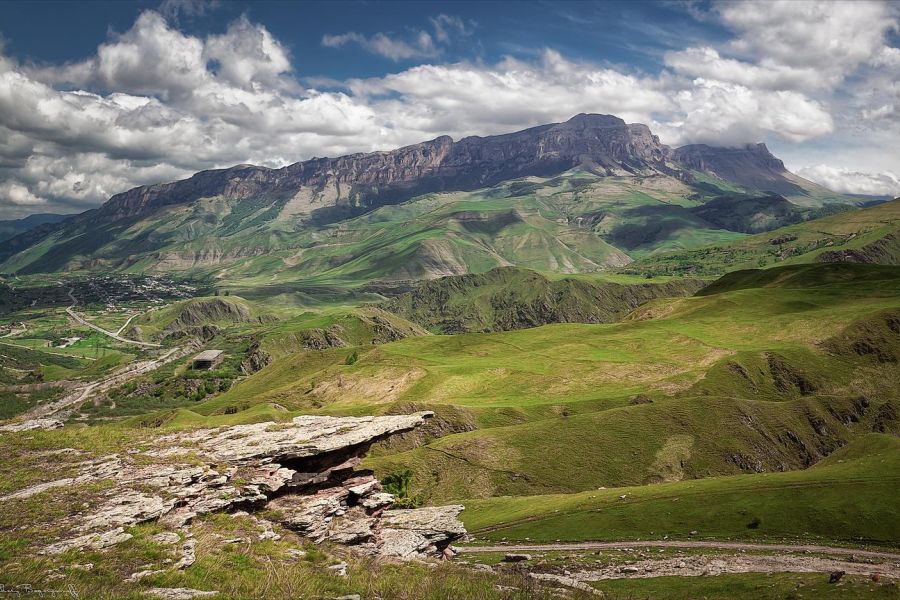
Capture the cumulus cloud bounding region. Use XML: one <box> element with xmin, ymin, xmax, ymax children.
<box><xmin>656</xmin><ymin>78</ymin><xmax>834</xmax><ymax>145</ymax></box>
<box><xmin>665</xmin><ymin>47</ymin><xmax>823</xmax><ymax>91</ymax></box>
<box><xmin>797</xmin><ymin>165</ymin><xmax>900</xmax><ymax>197</ymax></box>
<box><xmin>717</xmin><ymin>0</ymin><xmax>898</xmax><ymax>80</ymax></box>
<box><xmin>0</xmin><ymin>181</ymin><xmax>43</xmax><ymax>206</ymax></box>
<box><xmin>0</xmin><ymin>3</ymin><xmax>896</xmax><ymax>218</ymax></box>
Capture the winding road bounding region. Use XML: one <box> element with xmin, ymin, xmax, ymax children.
<box><xmin>65</xmin><ymin>288</ymin><xmax>161</xmax><ymax>348</ymax></box>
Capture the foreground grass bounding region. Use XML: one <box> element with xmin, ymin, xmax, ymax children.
<box><xmin>0</xmin><ymin>512</ymin><xmax>588</xmax><ymax>600</ymax></box>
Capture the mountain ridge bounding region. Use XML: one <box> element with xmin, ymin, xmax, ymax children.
<box><xmin>0</xmin><ymin>114</ymin><xmax>862</xmax><ymax>283</ymax></box>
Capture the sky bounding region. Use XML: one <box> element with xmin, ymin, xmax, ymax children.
<box><xmin>0</xmin><ymin>0</ymin><xmax>898</xmax><ymax>219</ymax></box>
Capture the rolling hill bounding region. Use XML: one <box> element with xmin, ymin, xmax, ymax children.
<box><xmin>382</xmin><ymin>266</ymin><xmax>706</xmax><ymax>333</ymax></box>
<box><xmin>627</xmin><ymin>197</ymin><xmax>900</xmax><ymax>277</ymax></box>
<box><xmin>153</xmin><ymin>262</ymin><xmax>900</xmax><ymax>506</ymax></box>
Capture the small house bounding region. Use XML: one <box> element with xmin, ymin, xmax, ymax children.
<box><xmin>192</xmin><ymin>350</ymin><xmax>224</xmax><ymax>370</ymax></box>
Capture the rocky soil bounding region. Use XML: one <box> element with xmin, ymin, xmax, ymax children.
<box><xmin>0</xmin><ymin>412</ymin><xmax>467</xmax><ymax>566</ymax></box>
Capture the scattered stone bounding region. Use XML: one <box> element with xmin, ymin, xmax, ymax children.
<box><xmin>629</xmin><ymin>394</ymin><xmax>653</xmax><ymax>405</ymax></box>
<box><xmin>147</xmin><ymin>588</ymin><xmax>219</xmax><ymax>600</ymax></box>
<box><xmin>621</xmin><ymin>566</ymin><xmax>640</xmax><ymax>574</ymax></box>
<box><xmin>256</xmin><ymin>518</ymin><xmax>281</xmax><ymax>541</ymax></box>
<box><xmin>530</xmin><ymin>573</ymin><xmax>604</xmax><ymax>597</ymax></box>
<box><xmin>334</xmin><ymin>595</ymin><xmax>361</xmax><ymax>600</ymax></box>
<box><xmin>175</xmin><ymin>539</ymin><xmax>196</xmax><ymax>569</ymax></box>
<box><xmin>689</xmin><ymin>531</ymin><xmax>699</xmax><ymax>536</ymax></box>
<box><xmin>0</xmin><ymin>418</ymin><xmax>63</xmax><ymax>432</ymax></box>
<box><xmin>71</xmin><ymin>563</ymin><xmax>94</xmax><ymax>571</ymax></box>
<box><xmin>327</xmin><ymin>561</ymin><xmax>348</xmax><ymax>577</ymax></box>
<box><xmin>503</xmin><ymin>553</ymin><xmax>532</xmax><ymax>562</ymax></box>
<box><xmin>379</xmin><ymin>505</ymin><xmax>467</xmax><ymax>560</ymax></box>
<box><xmin>42</xmin><ymin>527</ymin><xmax>133</xmax><ymax>555</ymax></box>
<box><xmin>127</xmin><ymin>569</ymin><xmax>166</xmax><ymax>582</ymax></box>
<box><xmin>287</xmin><ymin>548</ymin><xmax>307</xmax><ymax>560</ymax></box>
<box><xmin>152</xmin><ymin>532</ymin><xmax>181</xmax><ymax>545</ymax></box>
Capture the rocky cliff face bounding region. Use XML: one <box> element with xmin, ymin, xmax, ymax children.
<box><xmin>673</xmin><ymin>143</ymin><xmax>806</xmax><ymax>195</ymax></box>
<box><xmin>94</xmin><ymin>114</ymin><xmax>674</xmax><ymax>224</ymax></box>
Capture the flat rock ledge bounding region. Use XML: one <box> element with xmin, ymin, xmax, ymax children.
<box><xmin>1</xmin><ymin>412</ymin><xmax>467</xmax><ymax>560</ymax></box>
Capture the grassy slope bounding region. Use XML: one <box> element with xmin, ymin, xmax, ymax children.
<box><xmin>382</xmin><ymin>266</ymin><xmax>707</xmax><ymax>333</ymax></box>
<box><xmin>173</xmin><ymin>264</ymin><xmax>900</xmax><ymax>506</ymax></box>
<box><xmin>628</xmin><ymin>198</ymin><xmax>900</xmax><ymax>277</ymax></box>
<box><xmin>461</xmin><ymin>434</ymin><xmax>900</xmax><ymax>546</ymax></box>
<box><xmin>1</xmin><ymin>170</ymin><xmax>753</xmax><ymax>289</ymax></box>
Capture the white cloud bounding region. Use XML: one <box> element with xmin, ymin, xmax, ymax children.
<box><xmin>321</xmin><ymin>13</ymin><xmax>473</xmax><ymax>61</ymax></box>
<box><xmin>429</xmin><ymin>14</ymin><xmax>473</xmax><ymax>43</ymax></box>
<box><xmin>204</xmin><ymin>16</ymin><xmax>293</xmax><ymax>88</ymax></box>
<box><xmin>665</xmin><ymin>47</ymin><xmax>823</xmax><ymax>91</ymax></box>
<box><xmin>0</xmin><ymin>181</ymin><xmax>43</xmax><ymax>206</ymax></box>
<box><xmin>0</xmin><ymin>3</ymin><xmax>897</xmax><ymax>218</ymax></box>
<box><xmin>717</xmin><ymin>0</ymin><xmax>898</xmax><ymax>80</ymax></box>
<box><xmin>655</xmin><ymin>78</ymin><xmax>834</xmax><ymax>146</ymax></box>
<box><xmin>322</xmin><ymin>31</ymin><xmax>439</xmax><ymax>62</ymax></box>
<box><xmin>797</xmin><ymin>164</ymin><xmax>900</xmax><ymax>196</ymax></box>
<box><xmin>348</xmin><ymin>51</ymin><xmax>672</xmax><ymax>136</ymax></box>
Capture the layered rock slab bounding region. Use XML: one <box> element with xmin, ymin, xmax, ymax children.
<box><xmin>0</xmin><ymin>412</ymin><xmax>466</xmax><ymax>560</ymax></box>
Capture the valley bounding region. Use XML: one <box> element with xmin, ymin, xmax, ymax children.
<box><xmin>0</xmin><ymin>115</ymin><xmax>898</xmax><ymax>599</ymax></box>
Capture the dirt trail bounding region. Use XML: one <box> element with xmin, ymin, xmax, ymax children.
<box><xmin>458</xmin><ymin>540</ymin><xmax>900</xmax><ymax>560</ymax></box>
<box><xmin>461</xmin><ymin>541</ymin><xmax>900</xmax><ymax>589</ymax></box>
<box><xmin>560</xmin><ymin>553</ymin><xmax>898</xmax><ymax>583</ymax></box>
<box><xmin>18</xmin><ymin>344</ymin><xmax>194</xmax><ymax>421</ymax></box>
<box><xmin>65</xmin><ymin>288</ymin><xmax>160</xmax><ymax>348</ymax></box>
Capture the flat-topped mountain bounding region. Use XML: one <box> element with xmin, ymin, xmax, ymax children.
<box><xmin>673</xmin><ymin>143</ymin><xmax>836</xmax><ymax>200</ymax></box>
<box><xmin>98</xmin><ymin>114</ymin><xmax>673</xmax><ymax>224</ymax></box>
<box><xmin>0</xmin><ymin>114</ymin><xmax>863</xmax><ymax>285</ymax></box>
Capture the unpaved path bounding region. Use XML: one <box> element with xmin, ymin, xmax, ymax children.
<box><xmin>66</xmin><ymin>288</ymin><xmax>160</xmax><ymax>348</ymax></box>
<box><xmin>544</xmin><ymin>553</ymin><xmax>899</xmax><ymax>583</ymax></box>
<box><xmin>463</xmin><ymin>541</ymin><xmax>900</xmax><ymax>593</ymax></box>
<box><xmin>458</xmin><ymin>540</ymin><xmax>900</xmax><ymax>560</ymax></box>
<box><xmin>115</xmin><ymin>312</ymin><xmax>140</xmax><ymax>336</ymax></box>
<box><xmin>17</xmin><ymin>344</ymin><xmax>194</xmax><ymax>421</ymax></box>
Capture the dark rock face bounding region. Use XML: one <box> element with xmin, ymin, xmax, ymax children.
<box><xmin>673</xmin><ymin>143</ymin><xmax>806</xmax><ymax>196</ymax></box>
<box><xmin>93</xmin><ymin>114</ymin><xmax>674</xmax><ymax>224</ymax></box>
<box><xmin>816</xmin><ymin>232</ymin><xmax>900</xmax><ymax>265</ymax></box>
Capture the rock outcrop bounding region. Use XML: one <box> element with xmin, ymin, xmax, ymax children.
<box><xmin>0</xmin><ymin>412</ymin><xmax>466</xmax><ymax>560</ymax></box>
<box><xmin>673</xmin><ymin>143</ymin><xmax>811</xmax><ymax>196</ymax></box>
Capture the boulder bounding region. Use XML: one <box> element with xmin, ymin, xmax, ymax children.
<box><xmin>503</xmin><ymin>554</ymin><xmax>532</xmax><ymax>562</ymax></box>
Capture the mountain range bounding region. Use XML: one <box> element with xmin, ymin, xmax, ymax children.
<box><xmin>0</xmin><ymin>114</ymin><xmax>871</xmax><ymax>289</ymax></box>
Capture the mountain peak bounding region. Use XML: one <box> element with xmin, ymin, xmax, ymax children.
<box><xmin>560</xmin><ymin>113</ymin><xmax>627</xmax><ymax>129</ymax></box>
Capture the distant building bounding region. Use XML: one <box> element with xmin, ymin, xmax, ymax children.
<box><xmin>192</xmin><ymin>350</ymin><xmax>224</xmax><ymax>370</ymax></box>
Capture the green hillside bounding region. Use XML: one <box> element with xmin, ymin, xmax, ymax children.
<box><xmin>383</xmin><ymin>266</ymin><xmax>706</xmax><ymax>333</ymax></box>
<box><xmin>3</xmin><ymin>170</ymin><xmax>867</xmax><ymax>292</ymax></box>
<box><xmin>158</xmin><ymin>263</ymin><xmax>900</xmax><ymax>506</ymax></box>
<box><xmin>628</xmin><ymin>198</ymin><xmax>900</xmax><ymax>277</ymax></box>
<box><xmin>462</xmin><ymin>434</ymin><xmax>900</xmax><ymax>545</ymax></box>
